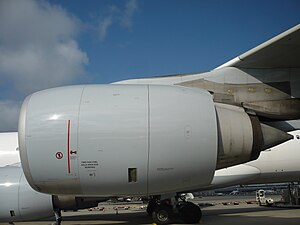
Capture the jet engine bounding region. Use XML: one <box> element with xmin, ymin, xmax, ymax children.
<box><xmin>0</xmin><ymin>165</ymin><xmax>106</xmax><ymax>223</ymax></box>
<box><xmin>0</xmin><ymin>165</ymin><xmax>53</xmax><ymax>223</ymax></box>
<box><xmin>18</xmin><ymin>84</ymin><xmax>292</xmax><ymax>196</ymax></box>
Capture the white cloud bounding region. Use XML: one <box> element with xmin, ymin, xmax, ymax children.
<box><xmin>0</xmin><ymin>0</ymin><xmax>89</xmax><ymax>131</ymax></box>
<box><xmin>97</xmin><ymin>0</ymin><xmax>138</xmax><ymax>41</ymax></box>
<box><xmin>121</xmin><ymin>0</ymin><xmax>138</xmax><ymax>29</ymax></box>
<box><xmin>98</xmin><ymin>17</ymin><xmax>113</xmax><ymax>41</ymax></box>
<box><xmin>0</xmin><ymin>40</ymin><xmax>88</xmax><ymax>95</ymax></box>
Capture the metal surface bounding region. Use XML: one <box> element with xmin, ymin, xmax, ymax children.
<box><xmin>214</xmin><ymin>103</ymin><xmax>292</xmax><ymax>169</ymax></box>
<box><xmin>215</xmin><ymin>103</ymin><xmax>254</xmax><ymax>169</ymax></box>
<box><xmin>19</xmin><ymin>84</ymin><xmax>218</xmax><ymax>196</ymax></box>
<box><xmin>0</xmin><ymin>166</ymin><xmax>53</xmax><ymax>223</ymax></box>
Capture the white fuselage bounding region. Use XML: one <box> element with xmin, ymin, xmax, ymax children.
<box><xmin>0</xmin><ymin>132</ymin><xmax>19</xmax><ymax>167</ymax></box>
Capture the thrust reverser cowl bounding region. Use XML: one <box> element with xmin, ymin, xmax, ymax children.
<box><xmin>19</xmin><ymin>85</ymin><xmax>218</xmax><ymax>196</ymax></box>
<box><xmin>215</xmin><ymin>103</ymin><xmax>293</xmax><ymax>169</ymax></box>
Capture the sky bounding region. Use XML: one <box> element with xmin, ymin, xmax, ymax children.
<box><xmin>0</xmin><ymin>0</ymin><xmax>300</xmax><ymax>132</ymax></box>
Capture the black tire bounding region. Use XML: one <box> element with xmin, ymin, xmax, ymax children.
<box><xmin>151</xmin><ymin>204</ymin><xmax>172</xmax><ymax>225</ymax></box>
<box><xmin>179</xmin><ymin>202</ymin><xmax>202</xmax><ymax>224</ymax></box>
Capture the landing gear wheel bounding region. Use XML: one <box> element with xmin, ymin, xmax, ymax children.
<box><xmin>178</xmin><ymin>202</ymin><xmax>202</xmax><ymax>224</ymax></box>
<box><xmin>152</xmin><ymin>205</ymin><xmax>172</xmax><ymax>225</ymax></box>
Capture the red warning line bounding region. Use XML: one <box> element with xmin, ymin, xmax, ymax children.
<box><xmin>67</xmin><ymin>120</ymin><xmax>71</xmax><ymax>174</ymax></box>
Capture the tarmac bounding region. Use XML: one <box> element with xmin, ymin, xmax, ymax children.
<box><xmin>4</xmin><ymin>195</ymin><xmax>300</xmax><ymax>225</ymax></box>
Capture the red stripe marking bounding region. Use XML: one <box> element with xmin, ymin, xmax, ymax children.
<box><xmin>67</xmin><ymin>120</ymin><xmax>71</xmax><ymax>174</ymax></box>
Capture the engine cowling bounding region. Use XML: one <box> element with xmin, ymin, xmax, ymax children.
<box><xmin>18</xmin><ymin>84</ymin><xmax>292</xmax><ymax>196</ymax></box>
<box><xmin>19</xmin><ymin>85</ymin><xmax>218</xmax><ymax>195</ymax></box>
<box><xmin>0</xmin><ymin>165</ymin><xmax>53</xmax><ymax>223</ymax></box>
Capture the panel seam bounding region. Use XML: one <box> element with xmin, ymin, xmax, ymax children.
<box><xmin>146</xmin><ymin>85</ymin><xmax>150</xmax><ymax>196</ymax></box>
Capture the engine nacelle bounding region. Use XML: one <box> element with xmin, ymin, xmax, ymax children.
<box><xmin>19</xmin><ymin>85</ymin><xmax>218</xmax><ymax>196</ymax></box>
<box><xmin>0</xmin><ymin>165</ymin><xmax>108</xmax><ymax>223</ymax></box>
<box><xmin>19</xmin><ymin>84</ymin><xmax>292</xmax><ymax>196</ymax></box>
<box><xmin>0</xmin><ymin>166</ymin><xmax>53</xmax><ymax>223</ymax></box>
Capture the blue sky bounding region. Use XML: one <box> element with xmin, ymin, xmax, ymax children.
<box><xmin>0</xmin><ymin>0</ymin><xmax>299</xmax><ymax>131</ymax></box>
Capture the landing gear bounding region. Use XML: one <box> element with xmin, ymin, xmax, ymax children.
<box><xmin>146</xmin><ymin>195</ymin><xmax>202</xmax><ymax>224</ymax></box>
<box><xmin>53</xmin><ymin>209</ymin><xmax>62</xmax><ymax>225</ymax></box>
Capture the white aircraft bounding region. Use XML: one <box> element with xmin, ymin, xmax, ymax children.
<box><xmin>3</xmin><ymin>24</ymin><xmax>300</xmax><ymax>224</ymax></box>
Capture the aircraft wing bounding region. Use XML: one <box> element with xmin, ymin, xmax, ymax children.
<box><xmin>216</xmin><ymin>24</ymin><xmax>300</xmax><ymax>69</ymax></box>
<box><xmin>115</xmin><ymin>24</ymin><xmax>300</xmax><ymax>122</ymax></box>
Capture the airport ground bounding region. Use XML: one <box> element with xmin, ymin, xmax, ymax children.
<box><xmin>5</xmin><ymin>195</ymin><xmax>300</xmax><ymax>225</ymax></box>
